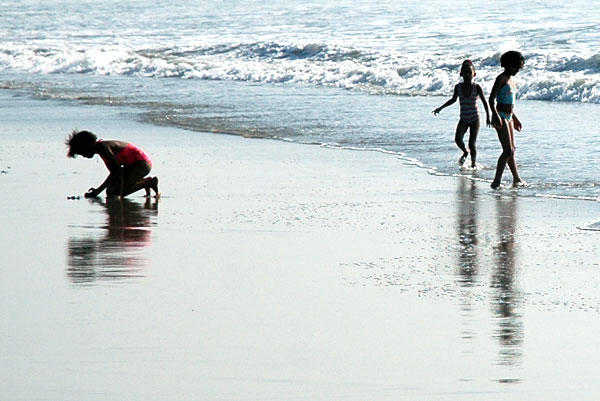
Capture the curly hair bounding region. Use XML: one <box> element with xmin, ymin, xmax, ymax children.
<box><xmin>65</xmin><ymin>130</ymin><xmax>97</xmax><ymax>158</ymax></box>
<box><xmin>500</xmin><ymin>51</ymin><xmax>525</xmax><ymax>69</ymax></box>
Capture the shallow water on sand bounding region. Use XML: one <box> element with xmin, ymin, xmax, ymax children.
<box><xmin>4</xmin><ymin>73</ymin><xmax>600</xmax><ymax>201</ymax></box>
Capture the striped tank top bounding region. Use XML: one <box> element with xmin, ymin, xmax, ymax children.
<box><xmin>458</xmin><ymin>83</ymin><xmax>479</xmax><ymax>124</ymax></box>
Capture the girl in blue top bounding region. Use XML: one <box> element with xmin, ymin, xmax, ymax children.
<box><xmin>489</xmin><ymin>51</ymin><xmax>526</xmax><ymax>189</ymax></box>
<box><xmin>433</xmin><ymin>60</ymin><xmax>490</xmax><ymax>168</ymax></box>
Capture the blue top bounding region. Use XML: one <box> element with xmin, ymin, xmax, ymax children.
<box><xmin>497</xmin><ymin>83</ymin><xmax>516</xmax><ymax>104</ymax></box>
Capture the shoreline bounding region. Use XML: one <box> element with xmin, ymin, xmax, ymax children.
<box><xmin>6</xmin><ymin>79</ymin><xmax>600</xmax><ymax>203</ymax></box>
<box><xmin>2</xmin><ymin>91</ymin><xmax>600</xmax><ymax>400</ymax></box>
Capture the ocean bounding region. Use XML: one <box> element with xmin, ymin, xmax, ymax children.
<box><xmin>1</xmin><ymin>0</ymin><xmax>599</xmax><ymax>200</ymax></box>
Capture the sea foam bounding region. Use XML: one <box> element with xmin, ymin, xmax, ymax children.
<box><xmin>2</xmin><ymin>42</ymin><xmax>599</xmax><ymax>103</ymax></box>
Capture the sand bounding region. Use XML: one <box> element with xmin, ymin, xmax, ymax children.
<box><xmin>1</xmin><ymin>92</ymin><xmax>600</xmax><ymax>400</ymax></box>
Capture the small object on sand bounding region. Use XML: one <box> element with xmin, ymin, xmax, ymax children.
<box><xmin>67</xmin><ymin>195</ymin><xmax>81</xmax><ymax>200</ymax></box>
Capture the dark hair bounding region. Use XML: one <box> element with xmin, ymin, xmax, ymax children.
<box><xmin>500</xmin><ymin>51</ymin><xmax>524</xmax><ymax>69</ymax></box>
<box><xmin>65</xmin><ymin>130</ymin><xmax>97</xmax><ymax>158</ymax></box>
<box><xmin>460</xmin><ymin>59</ymin><xmax>475</xmax><ymax>74</ymax></box>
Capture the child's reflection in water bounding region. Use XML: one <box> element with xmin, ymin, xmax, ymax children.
<box><xmin>456</xmin><ymin>178</ymin><xmax>479</xmax><ymax>286</ymax></box>
<box><xmin>455</xmin><ymin>181</ymin><xmax>523</xmax><ymax>369</ymax></box>
<box><xmin>491</xmin><ymin>194</ymin><xmax>523</xmax><ymax>367</ymax></box>
<box><xmin>67</xmin><ymin>198</ymin><xmax>158</xmax><ymax>285</ymax></box>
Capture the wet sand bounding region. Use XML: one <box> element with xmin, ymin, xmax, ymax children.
<box><xmin>1</xmin><ymin>93</ymin><xmax>600</xmax><ymax>400</ymax></box>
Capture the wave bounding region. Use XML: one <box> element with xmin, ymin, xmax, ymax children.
<box><xmin>165</xmin><ymin>42</ymin><xmax>368</xmax><ymax>62</ymax></box>
<box><xmin>578</xmin><ymin>219</ymin><xmax>600</xmax><ymax>231</ymax></box>
<box><xmin>1</xmin><ymin>41</ymin><xmax>600</xmax><ymax>103</ymax></box>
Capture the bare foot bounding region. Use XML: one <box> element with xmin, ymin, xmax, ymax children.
<box><xmin>151</xmin><ymin>177</ymin><xmax>161</xmax><ymax>198</ymax></box>
<box><xmin>144</xmin><ymin>177</ymin><xmax>161</xmax><ymax>198</ymax></box>
<box><xmin>458</xmin><ymin>152</ymin><xmax>468</xmax><ymax>166</ymax></box>
<box><xmin>512</xmin><ymin>180</ymin><xmax>527</xmax><ymax>188</ymax></box>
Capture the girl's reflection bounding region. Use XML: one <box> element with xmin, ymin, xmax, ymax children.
<box><xmin>492</xmin><ymin>194</ymin><xmax>523</xmax><ymax>366</ymax></box>
<box><xmin>455</xmin><ymin>178</ymin><xmax>480</xmax><ymax>348</ymax></box>
<box><xmin>456</xmin><ymin>178</ymin><xmax>479</xmax><ymax>286</ymax></box>
<box><xmin>455</xmin><ymin>180</ymin><xmax>524</xmax><ymax>369</ymax></box>
<box><xmin>67</xmin><ymin>198</ymin><xmax>158</xmax><ymax>285</ymax></box>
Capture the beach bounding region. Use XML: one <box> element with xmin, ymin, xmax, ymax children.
<box><xmin>2</xmin><ymin>1</ymin><xmax>600</xmax><ymax>398</ymax></box>
<box><xmin>1</xmin><ymin>92</ymin><xmax>600</xmax><ymax>400</ymax></box>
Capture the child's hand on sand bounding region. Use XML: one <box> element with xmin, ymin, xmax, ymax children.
<box><xmin>84</xmin><ymin>188</ymin><xmax>99</xmax><ymax>198</ymax></box>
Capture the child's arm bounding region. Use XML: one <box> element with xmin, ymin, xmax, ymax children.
<box><xmin>476</xmin><ymin>84</ymin><xmax>492</xmax><ymax>126</ymax></box>
<box><xmin>432</xmin><ymin>85</ymin><xmax>458</xmax><ymax>115</ymax></box>
<box><xmin>86</xmin><ymin>174</ymin><xmax>115</xmax><ymax>198</ymax></box>
<box><xmin>512</xmin><ymin>113</ymin><xmax>522</xmax><ymax>132</ymax></box>
<box><xmin>84</xmin><ymin>143</ymin><xmax>123</xmax><ymax>198</ymax></box>
<box><xmin>488</xmin><ymin>75</ymin><xmax>506</xmax><ymax>127</ymax></box>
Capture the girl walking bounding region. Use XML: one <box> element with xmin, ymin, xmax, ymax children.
<box><xmin>433</xmin><ymin>60</ymin><xmax>491</xmax><ymax>168</ymax></box>
<box><xmin>488</xmin><ymin>51</ymin><xmax>526</xmax><ymax>189</ymax></box>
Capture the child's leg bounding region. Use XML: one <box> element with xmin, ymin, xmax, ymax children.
<box><xmin>125</xmin><ymin>177</ymin><xmax>158</xmax><ymax>197</ymax></box>
<box><xmin>491</xmin><ymin>121</ymin><xmax>513</xmax><ymax>189</ymax></box>
<box><xmin>120</xmin><ymin>161</ymin><xmax>154</xmax><ymax>197</ymax></box>
<box><xmin>506</xmin><ymin>126</ymin><xmax>523</xmax><ymax>184</ymax></box>
<box><xmin>106</xmin><ymin>179</ymin><xmax>120</xmax><ymax>197</ymax></box>
<box><xmin>143</xmin><ymin>177</ymin><xmax>160</xmax><ymax>197</ymax></box>
<box><xmin>455</xmin><ymin>120</ymin><xmax>469</xmax><ymax>164</ymax></box>
<box><xmin>468</xmin><ymin>120</ymin><xmax>480</xmax><ymax>167</ymax></box>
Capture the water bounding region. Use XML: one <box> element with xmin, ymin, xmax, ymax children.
<box><xmin>1</xmin><ymin>0</ymin><xmax>599</xmax><ymax>199</ymax></box>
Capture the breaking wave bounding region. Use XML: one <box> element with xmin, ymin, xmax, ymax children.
<box><xmin>1</xmin><ymin>41</ymin><xmax>600</xmax><ymax>103</ymax></box>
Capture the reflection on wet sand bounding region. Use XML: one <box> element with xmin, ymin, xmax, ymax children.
<box><xmin>67</xmin><ymin>198</ymin><xmax>158</xmax><ymax>285</ymax></box>
<box><xmin>456</xmin><ymin>179</ymin><xmax>479</xmax><ymax>286</ymax></box>
<box><xmin>491</xmin><ymin>194</ymin><xmax>523</xmax><ymax>367</ymax></box>
<box><xmin>455</xmin><ymin>180</ymin><xmax>524</xmax><ymax>371</ymax></box>
<box><xmin>455</xmin><ymin>179</ymin><xmax>480</xmax><ymax>347</ymax></box>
